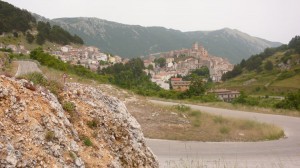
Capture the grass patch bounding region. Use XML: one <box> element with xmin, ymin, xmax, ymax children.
<box><xmin>239</xmin><ymin>120</ymin><xmax>255</xmax><ymax>130</ymax></box>
<box><xmin>213</xmin><ymin>115</ymin><xmax>227</xmax><ymax>124</ymax></box>
<box><xmin>219</xmin><ymin>126</ymin><xmax>230</xmax><ymax>134</ymax></box>
<box><xmin>265</xmin><ymin>129</ymin><xmax>285</xmax><ymax>140</ymax></box>
<box><xmin>79</xmin><ymin>135</ymin><xmax>93</xmax><ymax>147</ymax></box>
<box><xmin>188</xmin><ymin>110</ymin><xmax>201</xmax><ymax>117</ymax></box>
<box><xmin>87</xmin><ymin>118</ymin><xmax>100</xmax><ymax>129</ymax></box>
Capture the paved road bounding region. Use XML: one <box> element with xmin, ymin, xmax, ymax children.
<box><xmin>15</xmin><ymin>61</ymin><xmax>42</xmax><ymax>77</ymax></box>
<box><xmin>147</xmin><ymin>100</ymin><xmax>300</xmax><ymax>168</ymax></box>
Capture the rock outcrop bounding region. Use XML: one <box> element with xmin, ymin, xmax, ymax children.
<box><xmin>0</xmin><ymin>75</ymin><xmax>158</xmax><ymax>167</ymax></box>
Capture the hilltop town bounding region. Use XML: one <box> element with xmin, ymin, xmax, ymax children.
<box><xmin>0</xmin><ymin>42</ymin><xmax>125</xmax><ymax>71</ymax></box>
<box><xmin>144</xmin><ymin>43</ymin><xmax>234</xmax><ymax>89</ymax></box>
<box><xmin>1</xmin><ymin>41</ymin><xmax>233</xmax><ymax>91</ymax></box>
<box><xmin>49</xmin><ymin>45</ymin><xmax>124</xmax><ymax>71</ymax></box>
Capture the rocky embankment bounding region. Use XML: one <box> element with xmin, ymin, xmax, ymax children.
<box><xmin>0</xmin><ymin>75</ymin><xmax>158</xmax><ymax>167</ymax></box>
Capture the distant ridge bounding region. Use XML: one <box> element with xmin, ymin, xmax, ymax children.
<box><xmin>33</xmin><ymin>14</ymin><xmax>282</xmax><ymax>64</ymax></box>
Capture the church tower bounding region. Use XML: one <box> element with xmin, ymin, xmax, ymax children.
<box><xmin>192</xmin><ymin>42</ymin><xmax>199</xmax><ymax>51</ymax></box>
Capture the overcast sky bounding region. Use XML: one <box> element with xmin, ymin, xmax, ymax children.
<box><xmin>4</xmin><ymin>0</ymin><xmax>300</xmax><ymax>43</ymax></box>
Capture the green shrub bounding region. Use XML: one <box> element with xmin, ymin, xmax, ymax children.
<box><xmin>277</xmin><ymin>71</ymin><xmax>295</xmax><ymax>80</ymax></box>
<box><xmin>87</xmin><ymin>118</ymin><xmax>100</xmax><ymax>129</ymax></box>
<box><xmin>275</xmin><ymin>90</ymin><xmax>300</xmax><ymax>110</ymax></box>
<box><xmin>21</xmin><ymin>72</ymin><xmax>47</xmax><ymax>86</ymax></box>
<box><xmin>79</xmin><ymin>134</ymin><xmax>93</xmax><ymax>146</ymax></box>
<box><xmin>47</xmin><ymin>80</ymin><xmax>63</xmax><ymax>96</ymax></box>
<box><xmin>62</xmin><ymin>101</ymin><xmax>75</xmax><ymax>112</ymax></box>
<box><xmin>45</xmin><ymin>131</ymin><xmax>55</xmax><ymax>141</ymax></box>
<box><xmin>20</xmin><ymin>72</ymin><xmax>63</xmax><ymax>96</ymax></box>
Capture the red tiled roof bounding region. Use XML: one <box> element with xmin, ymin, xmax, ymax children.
<box><xmin>171</xmin><ymin>78</ymin><xmax>182</xmax><ymax>81</ymax></box>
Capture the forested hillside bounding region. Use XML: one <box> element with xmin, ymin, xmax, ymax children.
<box><xmin>0</xmin><ymin>0</ymin><xmax>36</xmax><ymax>33</ymax></box>
<box><xmin>0</xmin><ymin>1</ymin><xmax>83</xmax><ymax>45</ymax></box>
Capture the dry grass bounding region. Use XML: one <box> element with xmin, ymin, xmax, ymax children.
<box><xmin>0</xmin><ymin>60</ymin><xmax>19</xmax><ymax>76</ymax></box>
<box><xmin>128</xmin><ymin>101</ymin><xmax>284</xmax><ymax>142</ymax></box>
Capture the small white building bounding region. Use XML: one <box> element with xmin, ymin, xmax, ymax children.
<box><xmin>61</xmin><ymin>45</ymin><xmax>72</xmax><ymax>53</ymax></box>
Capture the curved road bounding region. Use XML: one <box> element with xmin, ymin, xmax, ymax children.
<box><xmin>15</xmin><ymin>61</ymin><xmax>42</xmax><ymax>77</ymax></box>
<box><xmin>147</xmin><ymin>100</ymin><xmax>300</xmax><ymax>168</ymax></box>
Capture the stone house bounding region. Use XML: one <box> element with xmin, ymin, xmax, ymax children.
<box><xmin>171</xmin><ymin>78</ymin><xmax>191</xmax><ymax>92</ymax></box>
<box><xmin>209</xmin><ymin>89</ymin><xmax>240</xmax><ymax>102</ymax></box>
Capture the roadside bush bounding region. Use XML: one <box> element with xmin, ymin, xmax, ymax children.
<box><xmin>232</xmin><ymin>92</ymin><xmax>259</xmax><ymax>106</ymax></box>
<box><xmin>275</xmin><ymin>90</ymin><xmax>300</xmax><ymax>110</ymax></box>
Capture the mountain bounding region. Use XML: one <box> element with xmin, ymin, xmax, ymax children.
<box><xmin>36</xmin><ymin>17</ymin><xmax>282</xmax><ymax>64</ymax></box>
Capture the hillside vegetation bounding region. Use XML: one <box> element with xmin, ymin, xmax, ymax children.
<box><xmin>221</xmin><ymin>36</ymin><xmax>300</xmax><ymax>96</ymax></box>
<box><xmin>0</xmin><ymin>1</ymin><xmax>35</xmax><ymax>33</ymax></box>
<box><xmin>0</xmin><ymin>1</ymin><xmax>83</xmax><ymax>46</ymax></box>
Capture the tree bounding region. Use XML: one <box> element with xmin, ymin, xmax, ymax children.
<box><xmin>0</xmin><ymin>1</ymin><xmax>36</xmax><ymax>33</ymax></box>
<box><xmin>13</xmin><ymin>32</ymin><xmax>18</xmax><ymax>38</ymax></box>
<box><xmin>191</xmin><ymin>66</ymin><xmax>209</xmax><ymax>77</ymax></box>
<box><xmin>26</xmin><ymin>32</ymin><xmax>34</xmax><ymax>43</ymax></box>
<box><xmin>184</xmin><ymin>74</ymin><xmax>205</xmax><ymax>97</ymax></box>
<box><xmin>147</xmin><ymin>64</ymin><xmax>154</xmax><ymax>70</ymax></box>
<box><xmin>264</xmin><ymin>60</ymin><xmax>273</xmax><ymax>71</ymax></box>
<box><xmin>288</xmin><ymin>36</ymin><xmax>300</xmax><ymax>54</ymax></box>
<box><xmin>36</xmin><ymin>33</ymin><xmax>46</xmax><ymax>45</ymax></box>
<box><xmin>154</xmin><ymin>57</ymin><xmax>166</xmax><ymax>68</ymax></box>
<box><xmin>222</xmin><ymin>64</ymin><xmax>242</xmax><ymax>81</ymax></box>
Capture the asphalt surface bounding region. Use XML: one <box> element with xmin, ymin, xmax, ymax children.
<box><xmin>15</xmin><ymin>61</ymin><xmax>42</xmax><ymax>77</ymax></box>
<box><xmin>147</xmin><ymin>100</ymin><xmax>300</xmax><ymax>168</ymax></box>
